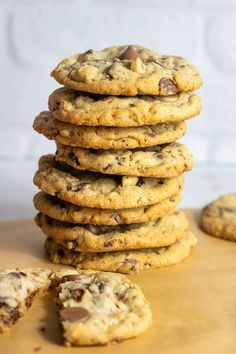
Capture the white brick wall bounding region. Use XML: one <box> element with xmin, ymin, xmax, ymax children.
<box><xmin>1</xmin><ymin>0</ymin><xmax>236</xmax><ymax>163</ymax></box>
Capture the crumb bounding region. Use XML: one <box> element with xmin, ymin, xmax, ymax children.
<box><xmin>33</xmin><ymin>347</ymin><xmax>41</xmax><ymax>352</ymax></box>
<box><xmin>39</xmin><ymin>326</ymin><xmax>46</xmax><ymax>332</ymax></box>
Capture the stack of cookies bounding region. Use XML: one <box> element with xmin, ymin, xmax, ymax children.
<box><xmin>33</xmin><ymin>45</ymin><xmax>202</xmax><ymax>274</ymax></box>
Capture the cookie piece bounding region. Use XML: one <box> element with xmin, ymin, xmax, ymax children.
<box><xmin>33</xmin><ymin>192</ymin><xmax>181</xmax><ymax>225</ymax></box>
<box><xmin>36</xmin><ymin>209</ymin><xmax>189</xmax><ymax>252</ymax></box>
<box><xmin>0</xmin><ymin>268</ymin><xmax>51</xmax><ymax>333</ymax></box>
<box><xmin>49</xmin><ymin>87</ymin><xmax>201</xmax><ymax>127</ymax></box>
<box><xmin>51</xmin><ymin>45</ymin><xmax>202</xmax><ymax>96</ymax></box>
<box><xmin>33</xmin><ymin>155</ymin><xmax>184</xmax><ymax>209</ymax></box>
<box><xmin>33</xmin><ymin>111</ymin><xmax>186</xmax><ymax>150</ymax></box>
<box><xmin>56</xmin><ymin>270</ymin><xmax>152</xmax><ymax>346</ymax></box>
<box><xmin>45</xmin><ymin>232</ymin><xmax>197</xmax><ymax>274</ymax></box>
<box><xmin>55</xmin><ymin>142</ymin><xmax>193</xmax><ymax>178</ymax></box>
<box><xmin>200</xmin><ymin>194</ymin><xmax>236</xmax><ymax>241</ymax></box>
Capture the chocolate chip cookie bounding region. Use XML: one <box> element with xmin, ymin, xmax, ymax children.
<box><xmin>49</xmin><ymin>87</ymin><xmax>201</xmax><ymax>127</ymax></box>
<box><xmin>33</xmin><ymin>155</ymin><xmax>184</xmax><ymax>209</ymax></box>
<box><xmin>200</xmin><ymin>194</ymin><xmax>236</xmax><ymax>241</ymax></box>
<box><xmin>56</xmin><ymin>270</ymin><xmax>152</xmax><ymax>346</ymax></box>
<box><xmin>45</xmin><ymin>232</ymin><xmax>197</xmax><ymax>274</ymax></box>
<box><xmin>33</xmin><ymin>111</ymin><xmax>187</xmax><ymax>150</ymax></box>
<box><xmin>33</xmin><ymin>191</ymin><xmax>181</xmax><ymax>225</ymax></box>
<box><xmin>55</xmin><ymin>142</ymin><xmax>193</xmax><ymax>178</ymax></box>
<box><xmin>35</xmin><ymin>209</ymin><xmax>189</xmax><ymax>252</ymax></box>
<box><xmin>51</xmin><ymin>45</ymin><xmax>202</xmax><ymax>96</ymax></box>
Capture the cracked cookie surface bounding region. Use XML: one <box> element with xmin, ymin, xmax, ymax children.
<box><xmin>201</xmin><ymin>194</ymin><xmax>236</xmax><ymax>241</ymax></box>
<box><xmin>56</xmin><ymin>270</ymin><xmax>152</xmax><ymax>346</ymax></box>
<box><xmin>55</xmin><ymin>142</ymin><xmax>193</xmax><ymax>178</ymax></box>
<box><xmin>51</xmin><ymin>45</ymin><xmax>202</xmax><ymax>96</ymax></box>
<box><xmin>33</xmin><ymin>155</ymin><xmax>184</xmax><ymax>209</ymax></box>
<box><xmin>49</xmin><ymin>87</ymin><xmax>201</xmax><ymax>127</ymax></box>
<box><xmin>33</xmin><ymin>111</ymin><xmax>186</xmax><ymax>150</ymax></box>
<box><xmin>35</xmin><ymin>209</ymin><xmax>189</xmax><ymax>252</ymax></box>
<box><xmin>33</xmin><ymin>191</ymin><xmax>181</xmax><ymax>225</ymax></box>
<box><xmin>45</xmin><ymin>232</ymin><xmax>197</xmax><ymax>274</ymax></box>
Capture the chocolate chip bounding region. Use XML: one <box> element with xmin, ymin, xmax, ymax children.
<box><xmin>115</xmin><ymin>156</ymin><xmax>123</xmax><ymax>166</ymax></box>
<box><xmin>159</xmin><ymin>78</ymin><xmax>177</xmax><ymax>95</ymax></box>
<box><xmin>83</xmin><ymin>224</ymin><xmax>102</xmax><ymax>235</ymax></box>
<box><xmin>59</xmin><ymin>307</ymin><xmax>90</xmax><ymax>323</ymax></box>
<box><xmin>104</xmin><ymin>240</ymin><xmax>114</xmax><ymax>248</ymax></box>
<box><xmin>103</xmin><ymin>163</ymin><xmax>112</xmax><ymax>171</ymax></box>
<box><xmin>9</xmin><ymin>271</ymin><xmax>26</xmax><ymax>278</ymax></box>
<box><xmin>71</xmin><ymin>240</ymin><xmax>78</xmax><ymax>248</ymax></box>
<box><xmin>70</xmin><ymin>288</ymin><xmax>85</xmax><ymax>301</ymax></box>
<box><xmin>124</xmin><ymin>258</ymin><xmax>137</xmax><ymax>264</ymax></box>
<box><xmin>112</xmin><ymin>212</ymin><xmax>123</xmax><ymax>224</ymax></box>
<box><xmin>119</xmin><ymin>45</ymin><xmax>139</xmax><ymax>60</ymax></box>
<box><xmin>143</xmin><ymin>205</ymin><xmax>150</xmax><ymax>213</ymax></box>
<box><xmin>155</xmin><ymin>153</ymin><xmax>164</xmax><ymax>159</ymax></box>
<box><xmin>137</xmin><ymin>178</ymin><xmax>145</xmax><ymax>187</ymax></box>
<box><xmin>61</xmin><ymin>274</ymin><xmax>83</xmax><ymax>283</ymax></box>
<box><xmin>97</xmin><ymin>281</ymin><xmax>105</xmax><ymax>293</ymax></box>
<box><xmin>69</xmin><ymin>182</ymin><xmax>88</xmax><ymax>192</ymax></box>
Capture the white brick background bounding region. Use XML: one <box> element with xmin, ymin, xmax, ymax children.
<box><xmin>0</xmin><ymin>0</ymin><xmax>236</xmax><ymax>163</ymax></box>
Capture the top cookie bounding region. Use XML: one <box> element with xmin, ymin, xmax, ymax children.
<box><xmin>48</xmin><ymin>88</ymin><xmax>201</xmax><ymax>127</ymax></box>
<box><xmin>51</xmin><ymin>45</ymin><xmax>202</xmax><ymax>96</ymax></box>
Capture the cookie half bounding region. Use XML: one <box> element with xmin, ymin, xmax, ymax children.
<box><xmin>33</xmin><ymin>192</ymin><xmax>181</xmax><ymax>225</ymax></box>
<box><xmin>51</xmin><ymin>45</ymin><xmax>202</xmax><ymax>96</ymax></box>
<box><xmin>56</xmin><ymin>270</ymin><xmax>152</xmax><ymax>346</ymax></box>
<box><xmin>33</xmin><ymin>155</ymin><xmax>184</xmax><ymax>209</ymax></box>
<box><xmin>36</xmin><ymin>209</ymin><xmax>189</xmax><ymax>252</ymax></box>
<box><xmin>55</xmin><ymin>142</ymin><xmax>193</xmax><ymax>178</ymax></box>
<box><xmin>45</xmin><ymin>232</ymin><xmax>197</xmax><ymax>274</ymax></box>
<box><xmin>0</xmin><ymin>268</ymin><xmax>52</xmax><ymax>333</ymax></box>
<box><xmin>33</xmin><ymin>111</ymin><xmax>186</xmax><ymax>150</ymax></box>
<box><xmin>49</xmin><ymin>87</ymin><xmax>201</xmax><ymax>127</ymax></box>
<box><xmin>201</xmin><ymin>194</ymin><xmax>236</xmax><ymax>241</ymax></box>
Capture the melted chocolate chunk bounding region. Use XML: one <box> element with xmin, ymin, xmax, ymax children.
<box><xmin>159</xmin><ymin>78</ymin><xmax>177</xmax><ymax>94</ymax></box>
<box><xmin>70</xmin><ymin>288</ymin><xmax>85</xmax><ymax>301</ymax></box>
<box><xmin>119</xmin><ymin>46</ymin><xmax>140</xmax><ymax>60</ymax></box>
<box><xmin>61</xmin><ymin>274</ymin><xmax>83</xmax><ymax>283</ymax></box>
<box><xmin>124</xmin><ymin>258</ymin><xmax>137</xmax><ymax>264</ymax></box>
<box><xmin>83</xmin><ymin>224</ymin><xmax>102</xmax><ymax>235</ymax></box>
<box><xmin>112</xmin><ymin>212</ymin><xmax>123</xmax><ymax>224</ymax></box>
<box><xmin>155</xmin><ymin>153</ymin><xmax>164</xmax><ymax>159</ymax></box>
<box><xmin>59</xmin><ymin>307</ymin><xmax>90</xmax><ymax>323</ymax></box>
<box><xmin>68</xmin><ymin>182</ymin><xmax>88</xmax><ymax>192</ymax></box>
<box><xmin>9</xmin><ymin>271</ymin><xmax>26</xmax><ymax>278</ymax></box>
<box><xmin>103</xmin><ymin>240</ymin><xmax>114</xmax><ymax>248</ymax></box>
